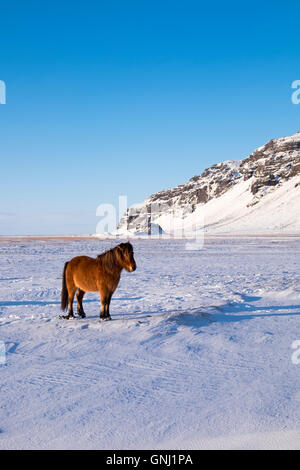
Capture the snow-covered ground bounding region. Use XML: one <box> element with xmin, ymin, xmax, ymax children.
<box><xmin>0</xmin><ymin>237</ymin><xmax>300</xmax><ymax>449</ymax></box>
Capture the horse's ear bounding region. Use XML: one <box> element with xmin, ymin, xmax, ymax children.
<box><xmin>117</xmin><ymin>244</ymin><xmax>125</xmax><ymax>254</ymax></box>
<box><xmin>118</xmin><ymin>242</ymin><xmax>132</xmax><ymax>254</ymax></box>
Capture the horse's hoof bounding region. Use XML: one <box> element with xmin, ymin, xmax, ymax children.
<box><xmin>59</xmin><ymin>315</ymin><xmax>74</xmax><ymax>320</ymax></box>
<box><xmin>100</xmin><ymin>316</ymin><xmax>111</xmax><ymax>322</ymax></box>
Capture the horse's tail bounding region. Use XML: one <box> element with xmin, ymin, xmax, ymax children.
<box><xmin>61</xmin><ymin>262</ymin><xmax>69</xmax><ymax>311</ymax></box>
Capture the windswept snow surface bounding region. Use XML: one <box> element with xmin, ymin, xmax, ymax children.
<box><xmin>0</xmin><ymin>238</ymin><xmax>300</xmax><ymax>449</ymax></box>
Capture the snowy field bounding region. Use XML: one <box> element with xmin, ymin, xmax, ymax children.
<box><xmin>0</xmin><ymin>237</ymin><xmax>300</xmax><ymax>450</ymax></box>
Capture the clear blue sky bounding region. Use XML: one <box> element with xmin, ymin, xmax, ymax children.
<box><xmin>1</xmin><ymin>0</ymin><xmax>300</xmax><ymax>235</ymax></box>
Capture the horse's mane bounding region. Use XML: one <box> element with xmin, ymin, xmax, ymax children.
<box><xmin>97</xmin><ymin>246</ymin><xmax>119</xmax><ymax>271</ymax></box>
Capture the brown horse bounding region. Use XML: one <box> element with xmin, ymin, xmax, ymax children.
<box><xmin>60</xmin><ymin>242</ymin><xmax>136</xmax><ymax>321</ymax></box>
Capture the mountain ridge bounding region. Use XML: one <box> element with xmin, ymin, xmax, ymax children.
<box><xmin>117</xmin><ymin>130</ymin><xmax>300</xmax><ymax>235</ymax></box>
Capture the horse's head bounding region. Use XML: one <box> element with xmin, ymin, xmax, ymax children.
<box><xmin>116</xmin><ymin>242</ymin><xmax>136</xmax><ymax>272</ymax></box>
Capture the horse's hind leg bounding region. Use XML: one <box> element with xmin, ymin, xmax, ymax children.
<box><xmin>76</xmin><ymin>289</ymin><xmax>86</xmax><ymax>318</ymax></box>
<box><xmin>61</xmin><ymin>285</ymin><xmax>76</xmax><ymax>319</ymax></box>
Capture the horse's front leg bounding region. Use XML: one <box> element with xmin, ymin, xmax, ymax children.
<box><xmin>100</xmin><ymin>293</ymin><xmax>112</xmax><ymax>321</ymax></box>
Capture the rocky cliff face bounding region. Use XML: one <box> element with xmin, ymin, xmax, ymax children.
<box><xmin>117</xmin><ymin>130</ymin><xmax>300</xmax><ymax>234</ymax></box>
<box><xmin>240</xmin><ymin>133</ymin><xmax>300</xmax><ymax>205</ymax></box>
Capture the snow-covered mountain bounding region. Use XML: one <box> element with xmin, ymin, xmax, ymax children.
<box><xmin>117</xmin><ymin>130</ymin><xmax>300</xmax><ymax>235</ymax></box>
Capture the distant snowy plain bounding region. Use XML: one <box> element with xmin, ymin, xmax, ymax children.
<box><xmin>0</xmin><ymin>237</ymin><xmax>300</xmax><ymax>449</ymax></box>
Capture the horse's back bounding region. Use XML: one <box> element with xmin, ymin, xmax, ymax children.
<box><xmin>69</xmin><ymin>255</ymin><xmax>96</xmax><ymax>265</ymax></box>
